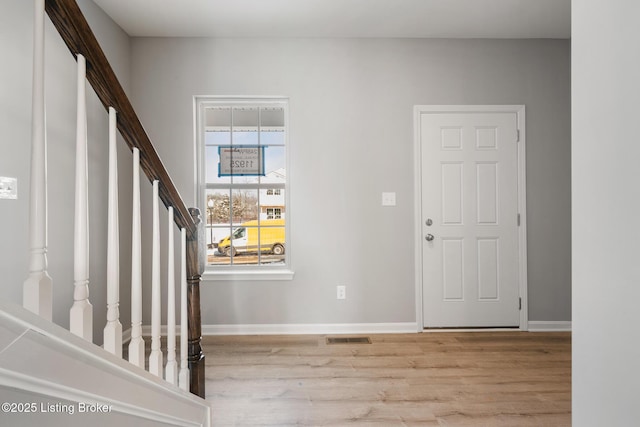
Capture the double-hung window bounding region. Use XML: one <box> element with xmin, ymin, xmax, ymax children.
<box><xmin>196</xmin><ymin>97</ymin><xmax>292</xmax><ymax>280</ymax></box>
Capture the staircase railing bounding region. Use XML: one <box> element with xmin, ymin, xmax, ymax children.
<box><xmin>22</xmin><ymin>0</ymin><xmax>205</xmax><ymax>397</ymax></box>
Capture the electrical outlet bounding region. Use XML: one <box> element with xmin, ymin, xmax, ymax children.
<box><xmin>337</xmin><ymin>285</ymin><xmax>346</xmax><ymax>300</ymax></box>
<box><xmin>381</xmin><ymin>192</ymin><xmax>396</xmax><ymax>206</ymax></box>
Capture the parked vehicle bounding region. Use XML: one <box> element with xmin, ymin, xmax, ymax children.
<box><xmin>217</xmin><ymin>219</ymin><xmax>285</xmax><ymax>257</ymax></box>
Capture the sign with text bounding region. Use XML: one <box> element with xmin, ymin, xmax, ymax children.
<box><xmin>218</xmin><ymin>146</ymin><xmax>265</xmax><ymax>176</ymax></box>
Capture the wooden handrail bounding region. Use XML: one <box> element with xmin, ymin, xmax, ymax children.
<box><xmin>43</xmin><ymin>0</ymin><xmax>205</xmax><ymax>397</ymax></box>
<box><xmin>44</xmin><ymin>0</ymin><xmax>196</xmax><ymax>236</ymax></box>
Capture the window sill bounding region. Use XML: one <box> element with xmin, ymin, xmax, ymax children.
<box><xmin>202</xmin><ymin>268</ymin><xmax>295</xmax><ymax>282</ymax></box>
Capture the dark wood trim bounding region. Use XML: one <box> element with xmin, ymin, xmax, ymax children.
<box><xmin>44</xmin><ymin>0</ymin><xmax>196</xmax><ymax>236</ymax></box>
<box><xmin>186</xmin><ymin>208</ymin><xmax>206</xmax><ymax>398</ymax></box>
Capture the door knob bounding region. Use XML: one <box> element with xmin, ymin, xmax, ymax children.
<box><xmin>425</xmin><ymin>234</ymin><xmax>434</xmax><ymax>242</ymax></box>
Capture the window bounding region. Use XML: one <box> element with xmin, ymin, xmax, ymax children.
<box><xmin>266</xmin><ymin>208</ymin><xmax>282</xmax><ymax>220</ymax></box>
<box><xmin>196</xmin><ymin>97</ymin><xmax>292</xmax><ymax>280</ymax></box>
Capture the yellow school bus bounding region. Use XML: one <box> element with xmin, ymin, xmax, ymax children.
<box><xmin>217</xmin><ymin>219</ymin><xmax>285</xmax><ymax>257</ymax></box>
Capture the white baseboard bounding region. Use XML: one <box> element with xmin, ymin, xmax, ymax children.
<box><xmin>122</xmin><ymin>323</ymin><xmax>417</xmax><ymax>343</ymax></box>
<box><xmin>124</xmin><ymin>321</ymin><xmax>570</xmax><ymax>339</ymax></box>
<box><xmin>202</xmin><ymin>322</ymin><xmax>419</xmax><ymax>336</ymax></box>
<box><xmin>528</xmin><ymin>320</ymin><xmax>572</xmax><ymax>332</ymax></box>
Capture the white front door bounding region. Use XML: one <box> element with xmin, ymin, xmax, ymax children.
<box><xmin>417</xmin><ymin>106</ymin><xmax>526</xmax><ymax>328</ymax></box>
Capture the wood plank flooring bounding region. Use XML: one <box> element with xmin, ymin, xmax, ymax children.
<box><xmin>203</xmin><ymin>332</ymin><xmax>571</xmax><ymax>426</ymax></box>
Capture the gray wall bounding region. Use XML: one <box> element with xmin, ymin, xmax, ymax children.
<box><xmin>130</xmin><ymin>37</ymin><xmax>571</xmax><ymax>326</ymax></box>
<box><xmin>0</xmin><ymin>0</ymin><xmax>132</xmax><ymax>342</ymax></box>
<box><xmin>573</xmin><ymin>0</ymin><xmax>640</xmax><ymax>424</ymax></box>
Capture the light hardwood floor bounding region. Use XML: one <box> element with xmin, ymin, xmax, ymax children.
<box><xmin>203</xmin><ymin>331</ymin><xmax>571</xmax><ymax>426</ymax></box>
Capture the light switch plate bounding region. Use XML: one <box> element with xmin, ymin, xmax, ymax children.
<box><xmin>381</xmin><ymin>192</ymin><xmax>396</xmax><ymax>206</ymax></box>
<box><xmin>0</xmin><ymin>177</ymin><xmax>17</xmax><ymax>199</ymax></box>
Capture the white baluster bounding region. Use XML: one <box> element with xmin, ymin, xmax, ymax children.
<box><xmin>149</xmin><ymin>180</ymin><xmax>163</xmax><ymax>377</ymax></box>
<box><xmin>23</xmin><ymin>0</ymin><xmax>52</xmax><ymax>320</ymax></box>
<box><xmin>104</xmin><ymin>107</ymin><xmax>122</xmax><ymax>356</ymax></box>
<box><xmin>128</xmin><ymin>148</ymin><xmax>145</xmax><ymax>368</ymax></box>
<box><xmin>165</xmin><ymin>207</ymin><xmax>178</xmax><ymax>385</ymax></box>
<box><xmin>70</xmin><ymin>54</ymin><xmax>92</xmax><ymax>341</ymax></box>
<box><xmin>178</xmin><ymin>228</ymin><xmax>190</xmax><ymax>391</ymax></box>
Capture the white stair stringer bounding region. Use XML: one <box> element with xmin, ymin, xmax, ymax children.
<box><xmin>0</xmin><ymin>302</ymin><xmax>211</xmax><ymax>427</ymax></box>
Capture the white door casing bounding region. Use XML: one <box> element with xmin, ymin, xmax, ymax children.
<box><xmin>414</xmin><ymin>105</ymin><xmax>528</xmax><ymax>329</ymax></box>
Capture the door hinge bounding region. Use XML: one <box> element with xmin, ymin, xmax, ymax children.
<box><xmin>517</xmin><ymin>213</ymin><xmax>521</xmax><ymax>226</ymax></box>
<box><xmin>516</xmin><ymin>129</ymin><xmax>520</xmax><ymax>142</ymax></box>
<box><xmin>519</xmin><ymin>297</ymin><xmax>522</xmax><ymax>310</ymax></box>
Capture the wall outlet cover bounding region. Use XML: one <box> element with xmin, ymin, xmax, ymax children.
<box><xmin>381</xmin><ymin>192</ymin><xmax>396</xmax><ymax>206</ymax></box>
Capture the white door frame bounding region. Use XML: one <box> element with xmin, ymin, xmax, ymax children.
<box><xmin>414</xmin><ymin>105</ymin><xmax>528</xmax><ymax>331</ymax></box>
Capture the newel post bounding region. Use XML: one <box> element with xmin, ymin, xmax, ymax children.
<box><xmin>186</xmin><ymin>207</ymin><xmax>205</xmax><ymax>398</ymax></box>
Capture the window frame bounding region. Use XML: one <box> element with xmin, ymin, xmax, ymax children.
<box><xmin>195</xmin><ymin>96</ymin><xmax>293</xmax><ymax>281</ymax></box>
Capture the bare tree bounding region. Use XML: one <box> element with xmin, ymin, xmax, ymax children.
<box><xmin>208</xmin><ymin>191</ymin><xmax>258</xmax><ymax>225</ymax></box>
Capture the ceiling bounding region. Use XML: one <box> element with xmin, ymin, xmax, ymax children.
<box><xmin>91</xmin><ymin>0</ymin><xmax>570</xmax><ymax>39</ymax></box>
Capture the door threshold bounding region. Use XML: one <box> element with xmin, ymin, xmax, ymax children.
<box><xmin>423</xmin><ymin>326</ymin><xmax>521</xmax><ymax>333</ymax></box>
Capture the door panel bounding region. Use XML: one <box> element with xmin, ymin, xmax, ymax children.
<box><xmin>421</xmin><ymin>112</ymin><xmax>520</xmax><ymax>328</ymax></box>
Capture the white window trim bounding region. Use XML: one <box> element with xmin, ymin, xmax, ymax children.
<box><xmin>194</xmin><ymin>96</ymin><xmax>294</xmax><ymax>281</ymax></box>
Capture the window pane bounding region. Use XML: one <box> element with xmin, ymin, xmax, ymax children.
<box><xmin>232</xmin><ymin>130</ymin><xmax>258</xmax><ymax>145</ymax></box>
<box><xmin>205</xmin><ymin>130</ymin><xmax>230</xmax><ymax>146</ymax></box>
<box><xmin>205</xmin><ymin>146</ymin><xmax>230</xmax><ymax>184</ymax></box>
<box><xmin>259</xmin><ymin>226</ymin><xmax>286</xmax><ymax>265</ymax></box>
<box><xmin>206</xmin><ymin>189</ymin><xmax>231</xmax><ymax>225</ymax></box>
<box><xmin>205</xmin><ymin>107</ymin><xmax>231</xmax><ymax>130</ymax></box>
<box><xmin>210</xmin><ymin>225</ymin><xmax>258</xmax><ymax>266</ymax></box>
<box><xmin>206</xmin><ymin>188</ymin><xmax>231</xmax><ymax>266</ymax></box>
<box><xmin>260</xmin><ymin>107</ymin><xmax>284</xmax><ymax>129</ymax></box>
<box><xmin>209</xmin><ymin>226</ymin><xmax>232</xmax><ymax>265</ymax></box>
<box><xmin>259</xmin><ymin>189</ymin><xmax>285</xmax><ymax>220</ymax></box>
<box><xmin>232</xmin><ymin>107</ymin><xmax>258</xmax><ymax>128</ymax></box>
<box><xmin>219</xmin><ymin>144</ymin><xmax>261</xmax><ymax>184</ymax></box>
<box><xmin>260</xmin><ymin>130</ymin><xmax>285</xmax><ymax>146</ymax></box>
<box><xmin>231</xmin><ymin>189</ymin><xmax>258</xmax><ymax>224</ymax></box>
<box><xmin>263</xmin><ymin>145</ymin><xmax>285</xmax><ymax>181</ymax></box>
<box><xmin>230</xmin><ymin>226</ymin><xmax>249</xmax><ymax>265</ymax></box>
